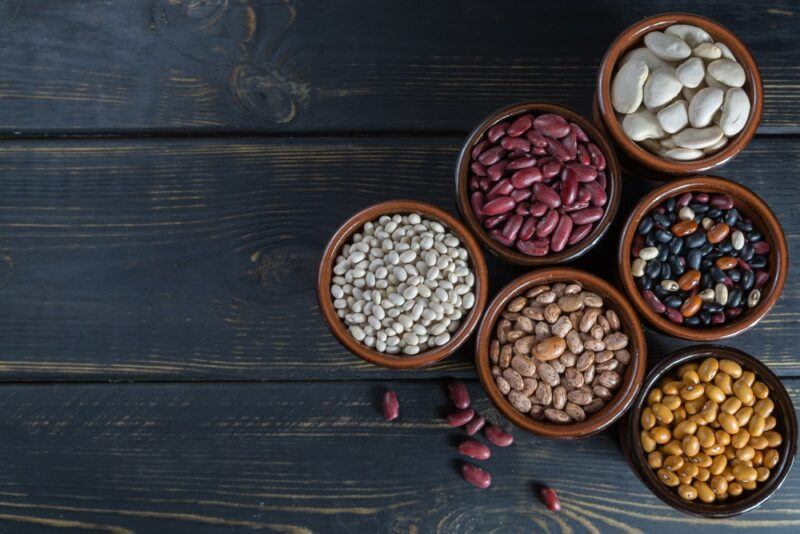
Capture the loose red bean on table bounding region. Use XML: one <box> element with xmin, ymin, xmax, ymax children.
<box><xmin>458</xmin><ymin>439</ymin><xmax>492</xmax><ymax>460</ymax></box>
<box><xmin>447</xmin><ymin>380</ymin><xmax>470</xmax><ymax>410</ymax></box>
<box><xmin>383</xmin><ymin>390</ymin><xmax>399</xmax><ymax>421</ymax></box>
<box><xmin>484</xmin><ymin>424</ymin><xmax>514</xmax><ymax>447</ymax></box>
<box><xmin>447</xmin><ymin>408</ymin><xmax>475</xmax><ymax>427</ymax></box>
<box><xmin>466</xmin><ymin>111</ymin><xmax>609</xmax><ymax>256</ymax></box>
<box><xmin>462</xmin><ymin>462</ymin><xmax>492</xmax><ymax>489</ymax></box>
<box><xmin>540</xmin><ymin>487</ymin><xmax>561</xmax><ymax>511</ymax></box>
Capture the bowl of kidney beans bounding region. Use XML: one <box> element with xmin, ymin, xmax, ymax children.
<box><xmin>455</xmin><ymin>102</ymin><xmax>622</xmax><ymax>265</ymax></box>
<box><xmin>618</xmin><ymin>176</ymin><xmax>788</xmax><ymax>341</ymax></box>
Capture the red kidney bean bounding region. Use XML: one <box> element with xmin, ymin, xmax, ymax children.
<box><xmin>643</xmin><ymin>290</ymin><xmax>666</xmax><ymax>313</ymax></box>
<box><xmin>540</xmin><ymin>161</ymin><xmax>562</xmax><ymax>181</ymax></box>
<box><xmin>576</xmin><ymin>143</ymin><xmax>591</xmax><ymax>166</ymax></box>
<box><xmin>560</xmin><ymin>173</ymin><xmax>579</xmax><ymax>205</ymax></box>
<box><xmin>515</xmin><ymin>201</ymin><xmax>531</xmax><ymax>216</ymax></box>
<box><xmin>489</xmin><ymin>228</ymin><xmax>515</xmax><ymax>247</ymax></box>
<box><xmin>503</xmin><ymin>214</ymin><xmax>523</xmax><ymax>241</ymax></box>
<box><xmin>470</xmin><ymin>161</ymin><xmax>487</xmax><ymax>176</ymax></box>
<box><xmin>570</xmin><ymin>206</ymin><xmax>603</xmax><ymax>224</ymax></box>
<box><xmin>507</xmin><ymin>114</ymin><xmax>534</xmax><ymax>137</ymax></box>
<box><xmin>565</xmin><ymin>162</ymin><xmax>598</xmax><ymax>182</ymax></box>
<box><xmin>584</xmin><ymin>180</ymin><xmax>607</xmax><ymax>207</ymax></box>
<box><xmin>471</xmin><ymin>140</ymin><xmax>490</xmax><ymax>160</ymax></box>
<box><xmin>448</xmin><ymin>380</ymin><xmax>470</xmax><ymax>409</ymax></box>
<box><xmin>567</xmin><ymin>223</ymin><xmax>592</xmax><ymax>245</ymax></box>
<box><xmin>507</xmin><ymin>156</ymin><xmax>537</xmax><ymax>171</ymax></box>
<box><xmin>665</xmin><ymin>306</ymin><xmax>683</xmax><ymax>324</ymax></box>
<box><xmin>519</xmin><ymin>216</ymin><xmax>537</xmax><ymax>241</ymax></box>
<box><xmin>711</xmin><ymin>312</ymin><xmax>726</xmax><ymax>325</ymax></box>
<box><xmin>487</xmin><ymin>160</ymin><xmax>508</xmax><ymax>182</ymax></box>
<box><xmin>723</xmin><ymin>276</ymin><xmax>733</xmax><ymax>288</ymax></box>
<box><xmin>754</xmin><ymin>270</ymin><xmax>769</xmax><ymax>289</ymax></box>
<box><xmin>510</xmin><ymin>188</ymin><xmax>531</xmax><ymax>203</ymax></box>
<box><xmin>465</xmin><ymin>415</ymin><xmax>486</xmax><ymax>436</ymax></box>
<box><xmin>517</xmin><ymin>238</ymin><xmax>549</xmax><ymax>256</ymax></box>
<box><xmin>677</xmin><ymin>192</ymin><xmax>693</xmax><ymax>207</ymax></box>
<box><xmin>545</xmin><ymin>136</ymin><xmax>571</xmax><ymax>162</ymax></box>
<box><xmin>459</xmin><ymin>439</ymin><xmax>491</xmax><ymax>461</ymax></box>
<box><xmin>694</xmin><ymin>192</ymin><xmax>709</xmax><ymax>203</ymax></box>
<box><xmin>753</xmin><ymin>241</ymin><xmax>770</xmax><ymax>255</ymax></box>
<box><xmin>462</xmin><ymin>463</ymin><xmax>491</xmax><ymax>489</ymax></box>
<box><xmin>575</xmin><ymin>187</ymin><xmax>591</xmax><ymax>204</ymax></box>
<box><xmin>484</xmin><ymin>424</ymin><xmax>514</xmax><ymax>447</ymax></box>
<box><xmin>526</xmin><ymin>129</ymin><xmax>548</xmax><ymax>147</ymax></box>
<box><xmin>479</xmin><ymin>177</ymin><xmax>490</xmax><ymax>192</ymax></box>
<box><xmin>508</xmin><ymin>150</ymin><xmax>528</xmax><ymax>159</ymax></box>
<box><xmin>487</xmin><ymin>122</ymin><xmax>508</xmax><ymax>143</ymax></box>
<box><xmin>540</xmin><ymin>487</ymin><xmax>561</xmax><ymax>512</ymax></box>
<box><xmin>562</xmin><ymin>131</ymin><xmax>578</xmax><ymax>160</ymax></box>
<box><xmin>470</xmin><ymin>191</ymin><xmax>485</xmax><ymax>218</ymax></box>
<box><xmin>586</xmin><ymin>142</ymin><xmax>606</xmax><ymax>170</ymax></box>
<box><xmin>383</xmin><ymin>390</ymin><xmax>399</xmax><ymax>421</ymax></box>
<box><xmin>550</xmin><ymin>213</ymin><xmax>572</xmax><ymax>252</ymax></box>
<box><xmin>571</xmin><ymin>122</ymin><xmax>590</xmax><ymax>142</ymax></box>
<box><xmin>501</xmin><ymin>136</ymin><xmax>530</xmax><ymax>152</ymax></box>
<box><xmin>725</xmin><ymin>306</ymin><xmax>744</xmax><ymax>320</ymax></box>
<box><xmin>532</xmin><ymin>146</ymin><xmax>548</xmax><ymax>156</ymax></box>
<box><xmin>533</xmin><ymin>183</ymin><xmax>561</xmax><ymax>208</ymax></box>
<box><xmin>535</xmin><ymin>209</ymin><xmax>560</xmax><ymax>238</ymax></box>
<box><xmin>596</xmin><ymin>170</ymin><xmax>607</xmax><ymax>189</ymax></box>
<box><xmin>710</xmin><ymin>194</ymin><xmax>734</xmax><ymax>209</ymax></box>
<box><xmin>534</xmin><ymin>114</ymin><xmax>570</xmax><ymax>138</ymax></box>
<box><xmin>511</xmin><ymin>167</ymin><xmax>542</xmax><ymax>189</ymax></box>
<box><xmin>529</xmin><ymin>202</ymin><xmax>548</xmax><ymax>217</ymax></box>
<box><xmin>561</xmin><ymin>200</ymin><xmax>590</xmax><ymax>213</ymax></box>
<box><xmin>736</xmin><ymin>258</ymin><xmax>751</xmax><ymax>271</ymax></box>
<box><xmin>484</xmin><ymin>213</ymin><xmax>508</xmax><ymax>229</ymax></box>
<box><xmin>487</xmin><ymin>178</ymin><xmax>513</xmax><ymax>200</ymax></box>
<box><xmin>447</xmin><ymin>408</ymin><xmax>475</xmax><ymax>427</ymax></box>
<box><xmin>482</xmin><ymin>196</ymin><xmax>515</xmax><ymax>215</ymax></box>
<box><xmin>478</xmin><ymin>146</ymin><xmax>505</xmax><ymax>166</ymax></box>
<box><xmin>468</xmin><ymin>175</ymin><xmax>479</xmax><ymax>191</ymax></box>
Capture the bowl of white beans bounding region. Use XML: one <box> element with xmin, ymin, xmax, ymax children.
<box><xmin>318</xmin><ymin>200</ymin><xmax>489</xmax><ymax>369</ymax></box>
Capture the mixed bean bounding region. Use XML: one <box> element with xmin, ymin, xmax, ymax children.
<box><xmin>632</xmin><ymin>192</ymin><xmax>769</xmax><ymax>326</ymax></box>
<box><xmin>466</xmin><ymin>112</ymin><xmax>610</xmax><ymax>256</ymax></box>
<box><xmin>331</xmin><ymin>213</ymin><xmax>476</xmax><ymax>354</ymax></box>
<box><xmin>490</xmin><ymin>281</ymin><xmax>631</xmax><ymax>423</ymax></box>
<box><xmin>640</xmin><ymin>357</ymin><xmax>783</xmax><ymax>502</ymax></box>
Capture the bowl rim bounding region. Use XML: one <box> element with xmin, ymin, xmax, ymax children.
<box><xmin>317</xmin><ymin>199</ymin><xmax>489</xmax><ymax>369</ymax></box>
<box><xmin>474</xmin><ymin>267</ymin><xmax>647</xmax><ymax>439</ymax></box>
<box><xmin>617</xmin><ymin>175</ymin><xmax>788</xmax><ymax>341</ymax></box>
<box><xmin>596</xmin><ymin>12</ymin><xmax>764</xmax><ymax>176</ymax></box>
<box><xmin>623</xmin><ymin>344</ymin><xmax>798</xmax><ymax>518</ymax></box>
<box><xmin>455</xmin><ymin>101</ymin><xmax>622</xmax><ymax>266</ymax></box>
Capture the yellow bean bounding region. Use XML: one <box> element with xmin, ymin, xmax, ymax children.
<box><xmin>647</xmin><ymin>387</ymin><xmax>663</xmax><ymax>405</ymax></box>
<box><xmin>678</xmin><ymin>461</ymin><xmax>699</xmax><ymax>478</ymax></box>
<box><xmin>678</xmin><ymin>484</ymin><xmax>698</xmax><ymax>501</ymax></box>
<box><xmin>661</xmin><ymin>395</ymin><xmax>682</xmax><ymax>411</ymax></box>
<box><xmin>689</xmin><ymin>453</ymin><xmax>712</xmax><ymax>468</ymax></box>
<box><xmin>722</xmin><ymin>466</ymin><xmax>735</xmax><ymax>482</ymax></box>
<box><xmin>657</xmin><ymin>468</ymin><xmax>680</xmax><ymax>487</ymax></box>
<box><xmin>764</xmin><ymin>449</ymin><xmax>780</xmax><ymax>469</ymax></box>
<box><xmin>681</xmin><ymin>384</ymin><xmax>705</xmax><ymax>401</ymax></box>
<box><xmin>735</xmin><ymin>407</ymin><xmax>754</xmax><ymax>427</ymax></box>
<box><xmin>704</xmin><ymin>444</ymin><xmax>726</xmax><ymax>456</ymax></box>
<box><xmin>718</xmin><ymin>412</ymin><xmax>740</xmax><ymax>434</ymax></box>
<box><xmin>648</xmin><ymin>450</ymin><xmax>664</xmax><ymax>469</ymax></box>
<box><xmin>764</xmin><ymin>431</ymin><xmax>783</xmax><ymax>448</ymax></box>
<box><xmin>678</xmin><ymin>474</ymin><xmax>694</xmax><ymax>486</ymax></box>
<box><xmin>715</xmin><ymin>372</ymin><xmax>733</xmax><ymax>395</ymax></box>
<box><xmin>685</xmin><ymin>397</ymin><xmax>705</xmax><ymax>414</ymax></box>
<box><xmin>641</xmin><ymin>430</ymin><xmax>656</xmax><ymax>452</ymax></box>
<box><xmin>710</xmin><ymin>455</ymin><xmax>727</xmax><ymax>476</ymax></box>
<box><xmin>710</xmin><ymin>475</ymin><xmax>728</xmax><ymax>495</ymax></box>
<box><xmin>750</xmin><ymin>435</ymin><xmax>769</xmax><ymax>450</ymax></box>
<box><xmin>662</xmin><ymin>439</ymin><xmax>683</xmax><ymax>457</ymax></box>
<box><xmin>696</xmin><ymin>426</ymin><xmax>715</xmax><ymax>448</ymax></box>
<box><xmin>682</xmin><ymin>370</ymin><xmax>701</xmax><ymax>385</ymax></box>
<box><xmin>697</xmin><ymin>357</ymin><xmax>719</xmax><ymax>383</ymax></box>
<box><xmin>764</xmin><ymin>416</ymin><xmax>777</xmax><ymax>431</ymax></box>
<box><xmin>681</xmin><ymin>435</ymin><xmax>700</xmax><ymax>457</ymax></box>
<box><xmin>736</xmin><ymin>446</ymin><xmax>756</xmax><ymax>462</ymax></box>
<box><xmin>731</xmin><ymin>429</ymin><xmax>751</xmax><ymax>449</ymax></box>
<box><xmin>662</xmin><ymin>381</ymin><xmax>682</xmax><ymax>396</ymax></box>
<box><xmin>752</xmin><ymin>450</ymin><xmax>764</xmax><ymax>467</ymax></box>
<box><xmin>689</xmin><ymin>414</ymin><xmax>708</xmax><ymax>427</ymax></box>
<box><xmin>754</xmin><ymin>398</ymin><xmax>775</xmax><ymax>418</ymax></box>
<box><xmin>677</xmin><ymin>363</ymin><xmax>699</xmax><ymax>380</ymax></box>
<box><xmin>733</xmin><ymin>379</ymin><xmax>755</xmax><ymax>405</ymax></box>
<box><xmin>742</xmin><ymin>480</ymin><xmax>757</xmax><ymax>490</ymax></box>
<box><xmin>724</xmin><ymin>447</ymin><xmax>736</xmax><ymax>460</ymax></box>
<box><xmin>748</xmin><ymin>414</ymin><xmax>766</xmax><ymax>437</ymax></box>
<box><xmin>719</xmin><ymin>359</ymin><xmax>742</xmax><ymax>379</ymax></box>
<box><xmin>673</xmin><ymin>407</ymin><xmax>687</xmax><ymax>424</ymax></box>
<box><xmin>664</xmin><ymin>455</ymin><xmax>685</xmax><ymax>472</ymax></box>
<box><xmin>673</xmin><ymin>420</ymin><xmax>697</xmax><ymax>440</ymax></box>
<box><xmin>701</xmin><ymin>400</ymin><xmax>719</xmax><ymax>424</ymax></box>
<box><xmin>728</xmin><ymin>482</ymin><xmax>743</xmax><ymax>496</ymax></box>
<box><xmin>652</xmin><ymin>403</ymin><xmax>674</xmax><ymax>425</ymax></box>
<box><xmin>752</xmin><ymin>381</ymin><xmax>769</xmax><ymax>399</ymax></box>
<box><xmin>721</xmin><ymin>397</ymin><xmax>742</xmax><ymax>415</ymax></box>
<box><xmin>715</xmin><ymin>430</ymin><xmax>731</xmax><ymax>447</ymax></box>
<box><xmin>756</xmin><ymin>466</ymin><xmax>770</xmax><ymax>482</ymax></box>
<box><xmin>704</xmin><ymin>384</ymin><xmax>726</xmax><ymax>404</ymax></box>
<box><xmin>641</xmin><ymin>407</ymin><xmax>656</xmax><ymax>430</ymax></box>
<box><xmin>741</xmin><ymin>371</ymin><xmax>756</xmax><ymax>387</ymax></box>
<box><xmin>695</xmin><ymin>480</ymin><xmax>715</xmax><ymax>503</ymax></box>
<box><xmin>651</xmin><ymin>426</ymin><xmax>671</xmax><ymax>444</ymax></box>
<box><xmin>696</xmin><ymin>467</ymin><xmax>711</xmax><ymax>482</ymax></box>
<box><xmin>733</xmin><ymin>465</ymin><xmax>758</xmax><ymax>483</ymax></box>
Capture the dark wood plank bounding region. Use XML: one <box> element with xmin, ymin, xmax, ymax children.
<box><xmin>0</xmin><ymin>380</ymin><xmax>797</xmax><ymax>532</ymax></box>
<box><xmin>0</xmin><ymin>136</ymin><xmax>797</xmax><ymax>380</ymax></box>
<box><xmin>1</xmin><ymin>0</ymin><xmax>799</xmax><ymax>134</ymax></box>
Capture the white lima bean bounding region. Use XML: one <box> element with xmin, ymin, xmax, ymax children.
<box><xmin>331</xmin><ymin>213</ymin><xmax>476</xmax><ymax>354</ymax></box>
<box><xmin>611</xmin><ymin>23</ymin><xmax>752</xmax><ymax>161</ymax></box>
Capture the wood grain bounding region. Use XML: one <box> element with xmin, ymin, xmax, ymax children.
<box><xmin>0</xmin><ymin>0</ymin><xmax>799</xmax><ymax>134</ymax></box>
<box><xmin>0</xmin><ymin>380</ymin><xmax>796</xmax><ymax>532</ymax></box>
<box><xmin>0</xmin><ymin>136</ymin><xmax>797</xmax><ymax>380</ymax></box>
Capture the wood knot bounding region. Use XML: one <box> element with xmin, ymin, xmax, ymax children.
<box><xmin>253</xmin><ymin>244</ymin><xmax>316</xmax><ymax>296</ymax></box>
<box><xmin>231</xmin><ymin>62</ymin><xmax>308</xmax><ymax>123</ymax></box>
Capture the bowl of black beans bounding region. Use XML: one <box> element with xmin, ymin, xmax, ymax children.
<box><xmin>618</xmin><ymin>176</ymin><xmax>788</xmax><ymax>341</ymax></box>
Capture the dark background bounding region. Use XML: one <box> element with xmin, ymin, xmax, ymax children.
<box><xmin>0</xmin><ymin>1</ymin><xmax>798</xmax><ymax>531</ymax></box>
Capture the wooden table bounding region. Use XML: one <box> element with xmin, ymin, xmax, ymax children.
<box><xmin>1</xmin><ymin>1</ymin><xmax>798</xmax><ymax>531</ymax></box>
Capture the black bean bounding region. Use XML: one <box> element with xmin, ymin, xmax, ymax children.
<box><xmin>669</xmin><ymin>237</ymin><xmax>684</xmax><ymax>256</ymax></box>
<box><xmin>655</xmin><ymin>229</ymin><xmax>672</xmax><ymax>243</ymax></box>
<box><xmin>705</xmin><ymin>304</ymin><xmax>723</xmax><ymax>313</ymax></box>
<box><xmin>645</xmin><ymin>233</ymin><xmax>656</xmax><ymax>247</ymax></box>
<box><xmin>653</xmin><ymin>212</ymin><xmax>671</xmax><ymax>228</ymax></box>
<box><xmin>687</xmin><ymin>250</ymin><xmax>702</xmax><ymax>270</ymax></box>
<box><xmin>701</xmin><ymin>273</ymin><xmax>714</xmax><ymax>288</ymax></box>
<box><xmin>699</xmin><ymin>242</ymin><xmax>714</xmax><ymax>255</ymax></box>
<box><xmin>638</xmin><ymin>217</ymin><xmax>654</xmax><ymax>235</ymax></box>
<box><xmin>710</xmin><ymin>266</ymin><xmax>726</xmax><ymax>283</ymax></box>
<box><xmin>666</xmin><ymin>197</ymin><xmax>676</xmax><ymax>213</ymax></box>
<box><xmin>669</xmin><ymin>255</ymin><xmax>685</xmax><ymax>276</ymax></box>
<box><xmin>664</xmin><ymin>295</ymin><xmax>682</xmax><ymax>308</ymax></box>
<box><xmin>645</xmin><ymin>259</ymin><xmax>662</xmax><ymax>279</ymax></box>
<box><xmin>729</xmin><ymin>269</ymin><xmax>741</xmax><ymax>283</ymax></box>
<box><xmin>728</xmin><ymin>289</ymin><xmax>743</xmax><ymax>308</ymax></box>
<box><xmin>750</xmin><ymin>255</ymin><xmax>767</xmax><ymax>269</ymax></box>
<box><xmin>685</xmin><ymin>316</ymin><xmax>701</xmax><ymax>326</ymax></box>
<box><xmin>742</xmin><ymin>270</ymin><xmax>755</xmax><ymax>291</ymax></box>
<box><xmin>748</xmin><ymin>231</ymin><xmax>763</xmax><ymax>243</ymax></box>
<box><xmin>658</xmin><ymin>245</ymin><xmax>669</xmax><ymax>262</ymax></box>
<box><xmin>707</xmin><ymin>209</ymin><xmax>722</xmax><ymax>219</ymax></box>
<box><xmin>637</xmin><ymin>275</ymin><xmax>653</xmax><ymax>291</ymax></box>
<box><xmin>740</xmin><ymin>244</ymin><xmax>754</xmax><ymax>261</ymax></box>
<box><xmin>724</xmin><ymin>209</ymin><xmax>739</xmax><ymax>227</ymax></box>
<box><xmin>686</xmin><ymin>232</ymin><xmax>707</xmax><ymax>249</ymax></box>
<box><xmin>654</xmin><ymin>284</ymin><xmax>669</xmax><ymax>299</ymax></box>
<box><xmin>736</xmin><ymin>220</ymin><xmax>753</xmax><ymax>232</ymax></box>
<box><xmin>661</xmin><ymin>262</ymin><xmax>671</xmax><ymax>281</ymax></box>
<box><xmin>690</xmin><ymin>203</ymin><xmax>709</xmax><ymax>214</ymax></box>
<box><xmin>699</xmin><ymin>310</ymin><xmax>711</xmax><ymax>325</ymax></box>
<box><xmin>701</xmin><ymin>258</ymin><xmax>713</xmax><ymax>270</ymax></box>
<box><xmin>718</xmin><ymin>241</ymin><xmax>733</xmax><ymax>254</ymax></box>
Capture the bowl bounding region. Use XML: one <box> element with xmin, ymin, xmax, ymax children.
<box><xmin>618</xmin><ymin>175</ymin><xmax>788</xmax><ymax>341</ymax></box>
<box><xmin>318</xmin><ymin>199</ymin><xmax>489</xmax><ymax>369</ymax></box>
<box><xmin>455</xmin><ymin>101</ymin><xmax>622</xmax><ymax>266</ymax></box>
<box><xmin>596</xmin><ymin>13</ymin><xmax>763</xmax><ymax>177</ymax></box>
<box><xmin>623</xmin><ymin>345</ymin><xmax>797</xmax><ymax>517</ymax></box>
<box><xmin>474</xmin><ymin>267</ymin><xmax>647</xmax><ymax>439</ymax></box>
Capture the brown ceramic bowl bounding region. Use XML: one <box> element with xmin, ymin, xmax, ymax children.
<box><xmin>623</xmin><ymin>345</ymin><xmax>797</xmax><ymax>517</ymax></box>
<box><xmin>455</xmin><ymin>102</ymin><xmax>622</xmax><ymax>266</ymax></box>
<box><xmin>596</xmin><ymin>13</ymin><xmax>763</xmax><ymax>178</ymax></box>
<box><xmin>475</xmin><ymin>268</ymin><xmax>647</xmax><ymax>439</ymax></box>
<box><xmin>318</xmin><ymin>200</ymin><xmax>489</xmax><ymax>369</ymax></box>
<box><xmin>618</xmin><ymin>176</ymin><xmax>788</xmax><ymax>341</ymax></box>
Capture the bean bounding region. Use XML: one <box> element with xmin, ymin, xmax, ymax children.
<box><xmin>383</xmin><ymin>390</ymin><xmax>400</xmax><ymax>421</ymax></box>
<box><xmin>448</xmin><ymin>380</ymin><xmax>471</xmax><ymax>409</ymax></box>
<box><xmin>447</xmin><ymin>408</ymin><xmax>475</xmax><ymax>427</ymax></box>
<box><xmin>458</xmin><ymin>439</ymin><xmax>491</xmax><ymax>460</ymax></box>
<box><xmin>540</xmin><ymin>487</ymin><xmax>561</xmax><ymax>511</ymax></box>
<box><xmin>482</xmin><ymin>196</ymin><xmax>515</xmax><ymax>216</ymax></box>
<box><xmin>484</xmin><ymin>424</ymin><xmax>514</xmax><ymax>447</ymax></box>
<box><xmin>465</xmin><ymin>415</ymin><xmax>486</xmax><ymax>436</ymax></box>
<box><xmin>462</xmin><ymin>462</ymin><xmax>491</xmax><ymax>489</ymax></box>
<box><xmin>550</xmin><ymin>214</ymin><xmax>573</xmax><ymax>252</ymax></box>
